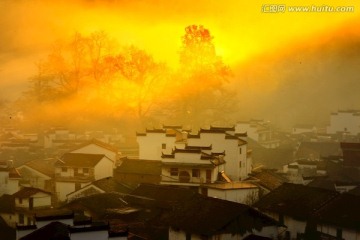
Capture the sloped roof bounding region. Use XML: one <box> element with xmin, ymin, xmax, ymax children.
<box><xmin>295</xmin><ymin>142</ymin><xmax>341</xmax><ymax>159</ymax></box>
<box><xmin>85</xmin><ymin>177</ymin><xmax>134</xmax><ymax>194</ymax></box>
<box><xmin>19</xmin><ymin>221</ymin><xmax>70</xmax><ymax>240</ymax></box>
<box><xmin>13</xmin><ymin>187</ymin><xmax>51</xmax><ymax>198</ymax></box>
<box><xmin>20</xmin><ymin>158</ymin><xmax>57</xmax><ymax>177</ymax></box>
<box><xmin>69</xmin><ymin>138</ymin><xmax>119</xmax><ymax>154</ymax></box>
<box><xmin>115</xmin><ymin>158</ymin><xmax>161</xmax><ymax>175</ymax></box>
<box><xmin>307</xmin><ymin>177</ymin><xmax>336</xmax><ymax>191</ymax></box>
<box><xmin>254</xmin><ymin>183</ymin><xmax>339</xmax><ymax>221</ymax></box>
<box><xmin>168</xmin><ymin>193</ymin><xmax>279</xmax><ymax>236</ymax></box>
<box><xmin>129</xmin><ymin>183</ymin><xmax>196</xmax><ymax>204</ymax></box>
<box><xmin>65</xmin><ymin>193</ymin><xmax>130</xmax><ymax>219</ymax></box>
<box><xmin>127</xmin><ymin>184</ymin><xmax>279</xmax><ymax>236</ymax></box>
<box><xmin>243</xmin><ymin>235</ymin><xmax>272</xmax><ymax>240</ymax></box>
<box><xmin>314</xmin><ymin>193</ymin><xmax>360</xmax><ymax>230</ymax></box>
<box><xmin>34</xmin><ymin>209</ymin><xmax>74</xmax><ymax>221</ymax></box>
<box><xmin>9</xmin><ymin>167</ymin><xmax>22</xmax><ymax>178</ymax></box>
<box><xmin>248</xmin><ymin>169</ymin><xmax>288</xmax><ymax>191</ymax></box>
<box><xmin>56</xmin><ymin>153</ymin><xmax>107</xmax><ymax>167</ymax></box>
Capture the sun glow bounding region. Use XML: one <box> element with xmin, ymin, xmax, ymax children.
<box><xmin>1</xmin><ymin>0</ymin><xmax>360</xmax><ymax>127</ymax></box>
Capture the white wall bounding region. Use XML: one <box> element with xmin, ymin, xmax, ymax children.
<box><xmin>16</xmin><ymin>166</ymin><xmax>51</xmax><ymax>190</ymax></box>
<box><xmin>317</xmin><ymin>224</ymin><xmax>360</xmax><ymax>240</ymax></box>
<box><xmin>327</xmin><ymin>111</ymin><xmax>360</xmax><ymax>135</ymax></box>
<box><xmin>94</xmin><ymin>157</ymin><xmax>114</xmax><ymax>180</ymax></box>
<box><xmin>0</xmin><ymin>171</ymin><xmax>20</xmax><ymax>195</ymax></box>
<box><xmin>138</xmin><ymin>133</ymin><xmax>177</xmax><ymax>160</ymax></box>
<box><xmin>187</xmin><ymin>133</ymin><xmax>249</xmax><ymax>181</ymax></box>
<box><xmin>70</xmin><ymin>229</ymin><xmax>108</xmax><ymax>240</ymax></box>
<box><xmin>71</xmin><ymin>143</ymin><xmax>117</xmax><ymax>166</ymax></box>
<box><xmin>56</xmin><ymin>181</ymin><xmax>89</xmax><ymax>202</ymax></box>
<box><xmin>207</xmin><ymin>187</ymin><xmax>259</xmax><ymax>204</ymax></box>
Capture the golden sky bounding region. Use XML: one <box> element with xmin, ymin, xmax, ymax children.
<box><xmin>1</xmin><ymin>0</ymin><xmax>359</xmax><ymax>99</ymax></box>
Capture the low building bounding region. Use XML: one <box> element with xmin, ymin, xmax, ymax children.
<box><xmin>54</xmin><ymin>153</ymin><xmax>114</xmax><ymax>202</ymax></box>
<box><xmin>254</xmin><ymin>183</ymin><xmax>339</xmax><ymax>239</ymax></box>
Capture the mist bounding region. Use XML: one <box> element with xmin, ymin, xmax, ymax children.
<box><xmin>1</xmin><ymin>0</ymin><xmax>360</xmax><ymax>132</ymax></box>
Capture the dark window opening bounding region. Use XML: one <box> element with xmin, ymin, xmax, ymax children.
<box><xmin>170</xmin><ymin>168</ymin><xmax>178</xmax><ymax>176</ymax></box>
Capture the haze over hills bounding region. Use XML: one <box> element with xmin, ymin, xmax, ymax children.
<box><xmin>0</xmin><ymin>0</ymin><xmax>359</xmax><ymax>131</ymax></box>
<box><xmin>231</xmin><ymin>19</ymin><xmax>360</xmax><ymax>129</ymax></box>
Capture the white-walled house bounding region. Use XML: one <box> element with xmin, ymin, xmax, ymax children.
<box><xmin>54</xmin><ymin>153</ymin><xmax>114</xmax><ymax>201</ymax></box>
<box><xmin>44</xmin><ymin>127</ymin><xmax>77</xmax><ymax>149</ymax></box>
<box><xmin>254</xmin><ymin>183</ymin><xmax>339</xmax><ymax>239</ymax></box>
<box><xmin>69</xmin><ymin>138</ymin><xmax>121</xmax><ymax>167</ymax></box>
<box><xmin>327</xmin><ymin>110</ymin><xmax>360</xmax><ymax>135</ymax></box>
<box><xmin>160</xmin><ymin>146</ymin><xmax>225</xmax><ymax>186</ymax></box>
<box><xmin>292</xmin><ymin>124</ymin><xmax>317</xmax><ymax>135</ymax></box>
<box><xmin>315</xmin><ymin>193</ymin><xmax>360</xmax><ymax>240</ymax></box>
<box><xmin>235</xmin><ymin>120</ymin><xmax>280</xmax><ymax>149</ymax></box>
<box><xmin>137</xmin><ymin>126</ymin><xmax>186</xmax><ymax>160</ymax></box>
<box><xmin>202</xmin><ymin>181</ymin><xmax>259</xmax><ymax>205</ymax></box>
<box><xmin>0</xmin><ymin>161</ymin><xmax>22</xmax><ymax>196</ymax></box>
<box><xmin>13</xmin><ymin>187</ymin><xmax>52</xmax><ymax>211</ymax></box>
<box><xmin>137</xmin><ymin>126</ymin><xmax>252</xmax><ymax>183</ymax></box>
<box><xmin>186</xmin><ymin>127</ymin><xmax>251</xmax><ymax>181</ymax></box>
<box><xmin>16</xmin><ymin>158</ymin><xmax>56</xmax><ymax>192</ymax></box>
<box><xmin>0</xmin><ymin>187</ymin><xmax>52</xmax><ymax>228</ymax></box>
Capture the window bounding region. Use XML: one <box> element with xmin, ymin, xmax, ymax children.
<box><xmin>239</xmin><ymin>147</ymin><xmax>242</xmax><ymax>154</ymax></box>
<box><xmin>75</xmin><ymin>183</ymin><xmax>81</xmax><ymax>191</ymax></box>
<box><xmin>239</xmin><ymin>161</ymin><xmax>242</xmax><ymax>168</ymax></box>
<box><xmin>83</xmin><ymin>168</ymin><xmax>89</xmax><ymax>174</ymax></box>
<box><xmin>19</xmin><ymin>214</ymin><xmax>24</xmax><ymax>224</ymax></box>
<box><xmin>162</xmin><ymin>143</ymin><xmax>166</xmax><ymax>150</ymax></box>
<box><xmin>19</xmin><ymin>198</ymin><xmax>23</xmax><ymax>204</ymax></box>
<box><xmin>74</xmin><ymin>168</ymin><xmax>78</xmax><ymax>175</ymax></box>
<box><xmin>61</xmin><ymin>167</ymin><xmax>67</xmax><ymax>172</ymax></box>
<box><xmin>170</xmin><ymin>168</ymin><xmax>178</xmax><ymax>176</ymax></box>
<box><xmin>192</xmin><ymin>169</ymin><xmax>200</xmax><ymax>177</ymax></box>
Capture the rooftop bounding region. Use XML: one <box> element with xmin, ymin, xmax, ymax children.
<box><xmin>254</xmin><ymin>183</ymin><xmax>339</xmax><ymax>221</ymax></box>
<box><xmin>13</xmin><ymin>187</ymin><xmax>51</xmax><ymax>198</ymax></box>
<box><xmin>56</xmin><ymin>153</ymin><xmax>107</xmax><ymax>167</ymax></box>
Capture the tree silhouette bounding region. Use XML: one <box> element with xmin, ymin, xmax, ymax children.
<box><xmin>173</xmin><ymin>25</ymin><xmax>235</xmax><ymax>128</ymax></box>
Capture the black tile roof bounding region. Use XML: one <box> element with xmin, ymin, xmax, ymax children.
<box><xmin>128</xmin><ymin>184</ymin><xmax>279</xmax><ymax>236</ymax></box>
<box><xmin>314</xmin><ymin>193</ymin><xmax>360</xmax><ymax>230</ymax></box>
<box><xmin>254</xmin><ymin>183</ymin><xmax>339</xmax><ymax>221</ymax></box>
<box><xmin>57</xmin><ymin>153</ymin><xmax>106</xmax><ymax>167</ymax></box>
<box><xmin>19</xmin><ymin>221</ymin><xmax>70</xmax><ymax>240</ymax></box>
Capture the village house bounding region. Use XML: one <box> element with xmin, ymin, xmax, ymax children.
<box><xmin>135</xmin><ymin>125</ymin><xmax>257</xmax><ymax>203</ymax></box>
<box><xmin>0</xmin><ymin>187</ymin><xmax>52</xmax><ymax>229</ymax></box>
<box><xmin>327</xmin><ymin>110</ymin><xmax>360</xmax><ymax>136</ymax></box>
<box><xmin>235</xmin><ymin>119</ymin><xmax>280</xmax><ymax>149</ymax></box>
<box><xmin>114</xmin><ymin>157</ymin><xmax>162</xmax><ymax>184</ymax></box>
<box><xmin>292</xmin><ymin>124</ymin><xmax>317</xmax><ymax>135</ymax></box>
<box><xmin>126</xmin><ymin>183</ymin><xmax>282</xmax><ymax>240</ymax></box>
<box><xmin>246</xmin><ymin>169</ymin><xmax>289</xmax><ymax>196</ymax></box>
<box><xmin>68</xmin><ymin>138</ymin><xmax>121</xmax><ymax>167</ymax></box>
<box><xmin>254</xmin><ymin>183</ymin><xmax>339</xmax><ymax>239</ymax></box>
<box><xmin>16</xmin><ymin>209</ymin><xmax>128</xmax><ymax>240</ymax></box>
<box><xmin>137</xmin><ymin>126</ymin><xmax>252</xmax><ymax>182</ymax></box>
<box><xmin>16</xmin><ymin>158</ymin><xmax>57</xmax><ymax>192</ymax></box>
<box><xmin>66</xmin><ymin>177</ymin><xmax>134</xmax><ymax>202</ymax></box>
<box><xmin>54</xmin><ymin>153</ymin><xmax>114</xmax><ymax>202</ymax></box>
<box><xmin>0</xmin><ymin>160</ymin><xmax>22</xmax><ymax>196</ymax></box>
<box><xmin>314</xmin><ymin>193</ymin><xmax>360</xmax><ymax>239</ymax></box>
